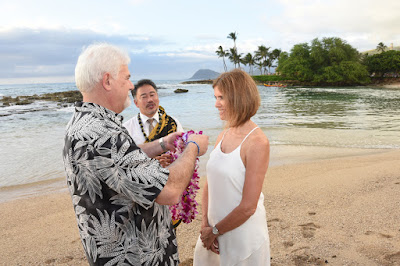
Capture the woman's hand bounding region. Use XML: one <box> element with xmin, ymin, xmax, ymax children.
<box><xmin>200</xmin><ymin>226</ymin><xmax>217</xmax><ymax>251</ymax></box>
<box><xmin>210</xmin><ymin>238</ymin><xmax>220</xmax><ymax>254</ymax></box>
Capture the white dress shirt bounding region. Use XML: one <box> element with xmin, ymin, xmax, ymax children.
<box><xmin>123</xmin><ymin>110</ymin><xmax>184</xmax><ymax>145</ymax></box>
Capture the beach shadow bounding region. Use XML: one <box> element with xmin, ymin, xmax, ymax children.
<box><xmin>180</xmin><ymin>258</ymin><xmax>193</xmax><ymax>266</ymax></box>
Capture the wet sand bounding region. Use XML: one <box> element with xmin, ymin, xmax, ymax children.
<box><xmin>1</xmin><ymin>148</ymin><xmax>399</xmax><ymax>265</ymax></box>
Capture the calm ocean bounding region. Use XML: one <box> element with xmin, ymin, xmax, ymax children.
<box><xmin>1</xmin><ymin>81</ymin><xmax>399</xmax><ymax>200</ymax></box>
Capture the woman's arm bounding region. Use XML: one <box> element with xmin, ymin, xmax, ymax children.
<box><xmin>201</xmin><ymin>180</ymin><xmax>209</xmax><ymax>229</ymax></box>
<box><xmin>200</xmin><ymin>133</ymin><xmax>270</xmax><ymax>249</ymax></box>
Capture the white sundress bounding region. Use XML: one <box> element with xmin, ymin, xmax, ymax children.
<box><xmin>193</xmin><ymin>127</ymin><xmax>270</xmax><ymax>266</ymax></box>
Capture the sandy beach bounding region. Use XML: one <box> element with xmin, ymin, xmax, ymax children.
<box><xmin>1</xmin><ymin>148</ymin><xmax>399</xmax><ymax>265</ymax></box>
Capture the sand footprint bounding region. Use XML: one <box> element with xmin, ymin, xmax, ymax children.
<box><xmin>299</xmin><ymin>222</ymin><xmax>320</xmax><ymax>238</ymax></box>
<box><xmin>267</xmin><ymin>217</ymin><xmax>290</xmax><ymax>229</ymax></box>
<box><xmin>267</xmin><ymin>218</ymin><xmax>280</xmax><ymax>223</ymax></box>
<box><xmin>384</xmin><ymin>251</ymin><xmax>400</xmax><ymax>264</ymax></box>
<box><xmin>365</xmin><ymin>230</ymin><xmax>393</xmax><ymax>238</ymax></box>
<box><xmin>292</xmin><ymin>254</ymin><xmax>327</xmax><ymax>265</ymax></box>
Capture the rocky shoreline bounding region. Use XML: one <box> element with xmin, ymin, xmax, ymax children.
<box><xmin>1</xmin><ymin>77</ymin><xmax>399</xmax><ymax>107</ymax></box>
<box><xmin>0</xmin><ymin>90</ymin><xmax>82</xmax><ymax>107</ymax></box>
<box><xmin>181</xmin><ymin>80</ymin><xmax>213</xmax><ymax>84</ymax></box>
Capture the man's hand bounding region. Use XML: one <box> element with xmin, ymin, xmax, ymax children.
<box><xmin>188</xmin><ymin>134</ymin><xmax>209</xmax><ymax>156</ymax></box>
<box><xmin>155</xmin><ymin>153</ymin><xmax>173</xmax><ymax>167</ymax></box>
<box><xmin>164</xmin><ymin>132</ymin><xmax>182</xmax><ymax>151</ymax></box>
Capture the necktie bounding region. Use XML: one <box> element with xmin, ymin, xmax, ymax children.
<box><xmin>147</xmin><ymin>118</ymin><xmax>154</xmax><ymax>134</ymax></box>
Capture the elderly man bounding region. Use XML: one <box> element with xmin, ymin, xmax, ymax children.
<box><xmin>63</xmin><ymin>43</ymin><xmax>208</xmax><ymax>265</ymax></box>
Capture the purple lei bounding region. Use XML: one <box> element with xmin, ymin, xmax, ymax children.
<box><xmin>167</xmin><ymin>130</ymin><xmax>203</xmax><ymax>224</ymax></box>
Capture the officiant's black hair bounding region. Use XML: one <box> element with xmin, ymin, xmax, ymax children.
<box><xmin>132</xmin><ymin>79</ymin><xmax>158</xmax><ymax>98</ymax></box>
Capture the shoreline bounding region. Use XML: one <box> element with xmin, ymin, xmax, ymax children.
<box><xmin>182</xmin><ymin>79</ymin><xmax>400</xmax><ymax>89</ymax></box>
<box><xmin>1</xmin><ymin>147</ymin><xmax>399</xmax><ymax>265</ymax></box>
<box><xmin>0</xmin><ymin>145</ymin><xmax>391</xmax><ymax>203</ymax></box>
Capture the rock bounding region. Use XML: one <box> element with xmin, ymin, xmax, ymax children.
<box><xmin>174</xmin><ymin>88</ymin><xmax>189</xmax><ymax>93</ymax></box>
<box><xmin>0</xmin><ymin>90</ymin><xmax>82</xmax><ymax>106</ymax></box>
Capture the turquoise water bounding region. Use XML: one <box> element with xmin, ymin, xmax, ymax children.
<box><xmin>0</xmin><ymin>82</ymin><xmax>399</xmax><ymax>190</ymax></box>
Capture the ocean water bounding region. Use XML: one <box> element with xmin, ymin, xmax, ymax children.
<box><xmin>0</xmin><ymin>81</ymin><xmax>399</xmax><ymax>197</ymax></box>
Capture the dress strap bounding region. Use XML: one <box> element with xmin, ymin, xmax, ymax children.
<box><xmin>220</xmin><ymin>128</ymin><xmax>230</xmax><ymax>142</ymax></box>
<box><xmin>239</xmin><ymin>127</ymin><xmax>259</xmax><ymax>146</ymax></box>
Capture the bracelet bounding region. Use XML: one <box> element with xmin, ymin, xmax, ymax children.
<box><xmin>159</xmin><ymin>137</ymin><xmax>167</xmax><ymax>152</ymax></box>
<box><xmin>187</xmin><ymin>141</ymin><xmax>200</xmax><ymax>156</ymax></box>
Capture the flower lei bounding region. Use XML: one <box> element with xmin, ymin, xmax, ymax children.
<box><xmin>167</xmin><ymin>130</ymin><xmax>202</xmax><ymax>224</ymax></box>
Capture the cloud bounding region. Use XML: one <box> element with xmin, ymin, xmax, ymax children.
<box><xmin>0</xmin><ymin>27</ymin><xmax>222</xmax><ymax>82</ymax></box>
<box><xmin>267</xmin><ymin>0</ymin><xmax>400</xmax><ymax>51</ymax></box>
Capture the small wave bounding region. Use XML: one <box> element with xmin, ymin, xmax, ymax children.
<box><xmin>0</xmin><ymin>101</ymin><xmax>63</xmax><ymax>116</ymax></box>
<box><xmin>57</xmin><ymin>106</ymin><xmax>75</xmax><ymax>113</ymax></box>
<box><xmin>271</xmin><ymin>141</ymin><xmax>400</xmax><ymax>150</ymax></box>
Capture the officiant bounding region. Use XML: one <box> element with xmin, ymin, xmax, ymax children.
<box><xmin>123</xmin><ymin>79</ymin><xmax>185</xmax><ymax>228</ymax></box>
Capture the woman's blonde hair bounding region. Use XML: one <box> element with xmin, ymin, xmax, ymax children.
<box><xmin>213</xmin><ymin>69</ymin><xmax>261</xmax><ymax>127</ymax></box>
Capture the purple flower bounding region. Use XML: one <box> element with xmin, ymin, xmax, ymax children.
<box><xmin>167</xmin><ymin>130</ymin><xmax>203</xmax><ymax>224</ymax></box>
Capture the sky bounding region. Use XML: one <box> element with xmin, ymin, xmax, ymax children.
<box><xmin>0</xmin><ymin>0</ymin><xmax>399</xmax><ymax>84</ymax></box>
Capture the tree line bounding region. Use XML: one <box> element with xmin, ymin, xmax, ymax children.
<box><xmin>216</xmin><ymin>32</ymin><xmax>282</xmax><ymax>76</ymax></box>
<box><xmin>216</xmin><ymin>33</ymin><xmax>400</xmax><ymax>86</ymax></box>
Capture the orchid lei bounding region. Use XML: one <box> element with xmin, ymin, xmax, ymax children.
<box><xmin>167</xmin><ymin>130</ymin><xmax>202</xmax><ymax>224</ymax></box>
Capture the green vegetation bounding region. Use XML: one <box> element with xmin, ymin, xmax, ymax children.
<box><xmin>216</xmin><ymin>46</ymin><xmax>228</xmax><ymax>72</ymax></box>
<box><xmin>363</xmin><ymin>50</ymin><xmax>400</xmax><ymax>78</ymax></box>
<box><xmin>376</xmin><ymin>42</ymin><xmax>387</xmax><ymax>53</ymax></box>
<box><xmin>215</xmin><ymin>34</ymin><xmax>399</xmax><ymax>86</ymax></box>
<box><xmin>252</xmin><ymin>75</ymin><xmax>286</xmax><ymax>83</ymax></box>
<box><xmin>276</xmin><ymin>37</ymin><xmax>370</xmax><ymax>86</ymax></box>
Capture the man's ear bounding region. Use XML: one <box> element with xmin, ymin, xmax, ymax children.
<box><xmin>102</xmin><ymin>73</ymin><xmax>112</xmax><ymax>91</ymax></box>
<box><xmin>134</xmin><ymin>98</ymin><xmax>139</xmax><ymax>108</ymax></box>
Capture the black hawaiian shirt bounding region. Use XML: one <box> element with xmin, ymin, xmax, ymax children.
<box><xmin>63</xmin><ymin>102</ymin><xmax>179</xmax><ymax>265</ymax></box>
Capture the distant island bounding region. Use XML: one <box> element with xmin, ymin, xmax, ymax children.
<box><xmin>180</xmin><ymin>69</ymin><xmax>219</xmax><ymax>84</ymax></box>
<box><xmin>188</xmin><ymin>69</ymin><xmax>220</xmax><ymax>80</ymax></box>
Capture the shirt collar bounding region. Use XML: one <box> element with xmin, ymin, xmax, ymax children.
<box><xmin>139</xmin><ymin>109</ymin><xmax>160</xmax><ymax>123</ymax></box>
<box><xmin>75</xmin><ymin>101</ymin><xmax>124</xmax><ymax>126</ymax></box>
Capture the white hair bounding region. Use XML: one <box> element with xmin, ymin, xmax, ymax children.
<box><xmin>75</xmin><ymin>43</ymin><xmax>131</xmax><ymax>93</ymax></box>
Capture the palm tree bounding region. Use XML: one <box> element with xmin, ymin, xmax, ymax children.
<box><xmin>228</xmin><ymin>47</ymin><xmax>242</xmax><ymax>69</ymax></box>
<box><xmin>266</xmin><ymin>56</ymin><xmax>274</xmax><ymax>74</ymax></box>
<box><xmin>271</xmin><ymin>48</ymin><xmax>282</xmax><ymax>61</ymax></box>
<box><xmin>270</xmin><ymin>48</ymin><xmax>282</xmax><ymax>74</ymax></box>
<box><xmin>255</xmin><ymin>45</ymin><xmax>270</xmax><ymax>75</ymax></box>
<box><xmin>242</xmin><ymin>53</ymin><xmax>256</xmax><ymax>75</ymax></box>
<box><xmin>227</xmin><ymin>32</ymin><xmax>238</xmax><ymax>52</ymax></box>
<box><xmin>376</xmin><ymin>42</ymin><xmax>387</xmax><ymax>53</ymax></box>
<box><xmin>216</xmin><ymin>46</ymin><xmax>228</xmax><ymax>72</ymax></box>
<box><xmin>255</xmin><ymin>61</ymin><xmax>264</xmax><ymax>75</ymax></box>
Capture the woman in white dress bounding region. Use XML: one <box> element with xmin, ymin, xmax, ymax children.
<box><xmin>193</xmin><ymin>69</ymin><xmax>271</xmax><ymax>265</ymax></box>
